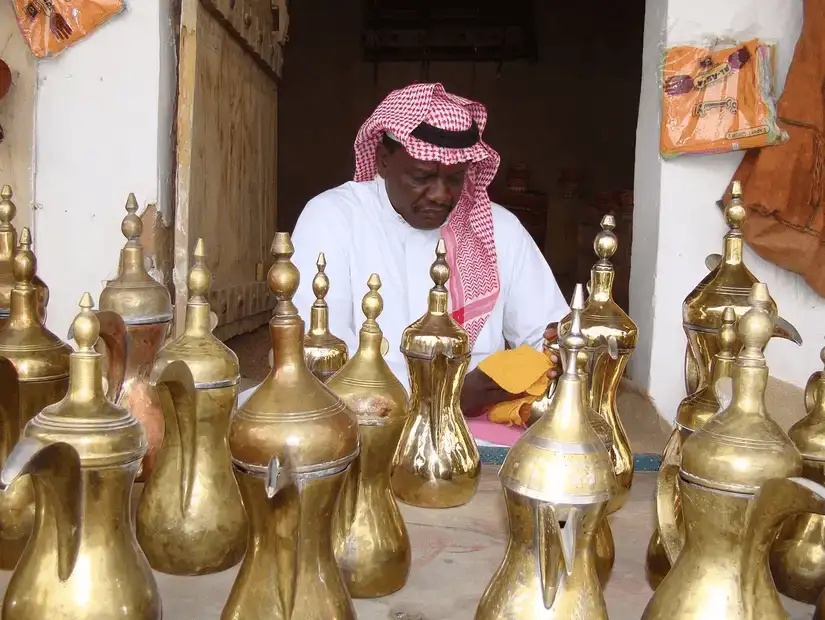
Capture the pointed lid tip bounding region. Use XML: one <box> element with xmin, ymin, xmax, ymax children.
<box><xmin>267</xmin><ymin>232</ymin><xmax>299</xmax><ymax>308</ymax></box>
<box><xmin>121</xmin><ymin>193</ymin><xmax>143</xmax><ymax>242</ymax></box>
<box><xmin>594</xmin><ymin>215</ymin><xmax>618</xmax><ymax>261</ymax></box>
<box><xmin>430</xmin><ymin>238</ymin><xmax>450</xmax><ymax>289</ymax></box>
<box><xmin>13</xmin><ymin>227</ymin><xmax>36</xmax><ymax>284</ymax></box>
<box><xmin>571</xmin><ymin>283</ymin><xmax>585</xmax><ymax>311</ymax></box>
<box><xmin>0</xmin><ymin>184</ymin><xmax>15</xmax><ymax>226</ymax></box>
<box><xmin>738</xmin><ymin>283</ymin><xmax>773</xmax><ymax>359</ymax></box>
<box><xmin>312</xmin><ymin>252</ymin><xmax>330</xmax><ymax>301</ymax></box>
<box><xmin>362</xmin><ymin>273</ymin><xmax>383</xmax><ymax>322</ymax></box>
<box><xmin>560</xmin><ymin>284</ymin><xmax>587</xmax><ymax>375</ymax></box>
<box><xmin>73</xmin><ymin>292</ymin><xmax>100</xmax><ymax>351</ymax></box>
<box><xmin>188</xmin><ymin>238</ymin><xmax>211</xmax><ymax>298</ymax></box>
<box><xmin>436</xmin><ymin>237</ymin><xmax>446</xmax><ymax>256</ymax></box>
<box><xmin>724</xmin><ymin>181</ymin><xmax>746</xmax><ymax>230</ymax></box>
<box><xmin>718</xmin><ymin>306</ymin><xmax>738</xmax><ymax>355</ymax></box>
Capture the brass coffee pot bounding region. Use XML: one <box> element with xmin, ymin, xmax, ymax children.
<box><xmin>0</xmin><ymin>186</ymin><xmax>48</xmax><ymax>328</ymax></box>
<box><xmin>528</xmin><ymin>340</ymin><xmax>617</xmax><ymax>586</ymax></box>
<box><xmin>136</xmin><ymin>239</ymin><xmax>246</xmax><ymax>575</ymax></box>
<box><xmin>391</xmin><ymin>238</ymin><xmax>480</xmax><ymax>509</ymax></box>
<box><xmin>302</xmin><ymin>252</ymin><xmax>348</xmax><ymax>382</ymax></box>
<box><xmin>645</xmin><ymin>307</ymin><xmax>738</xmax><ymax>589</ymax></box>
<box><xmin>770</xmin><ymin>343</ymin><xmax>825</xmax><ymax>604</ymax></box>
<box><xmin>97</xmin><ymin>193</ymin><xmax>173</xmax><ymax>482</ymax></box>
<box><xmin>0</xmin><ymin>228</ymin><xmax>72</xmax><ymax>569</ymax></box>
<box><xmin>223</xmin><ymin>233</ymin><xmax>359</xmax><ymax>620</ymax></box>
<box><xmin>682</xmin><ymin>181</ymin><xmax>801</xmax><ymax>398</ymax></box>
<box><xmin>329</xmin><ymin>274</ymin><xmax>411</xmax><ymax>598</ymax></box>
<box><xmin>558</xmin><ymin>214</ymin><xmax>637</xmax><ymax>514</ymax></box>
<box><xmin>642</xmin><ymin>282</ymin><xmax>807</xmax><ymax>620</ymax></box>
<box><xmin>0</xmin><ymin>294</ymin><xmax>160</xmax><ymax>619</ymax></box>
<box><xmin>476</xmin><ymin>284</ymin><xmax>616</xmax><ymax>620</ymax></box>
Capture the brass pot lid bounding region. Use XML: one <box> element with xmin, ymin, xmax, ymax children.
<box><xmin>559</xmin><ymin>214</ymin><xmax>638</xmax><ymax>351</ymax></box>
<box><xmin>400</xmin><ymin>238</ymin><xmax>470</xmax><ymax>360</ymax></box>
<box><xmin>0</xmin><ymin>185</ymin><xmax>48</xmax><ymax>322</ymax></box>
<box><xmin>26</xmin><ymin>294</ymin><xmax>147</xmax><ymax>468</ymax></box>
<box><xmin>680</xmin><ymin>284</ymin><xmax>803</xmax><ymax>494</ymax></box>
<box><xmin>327</xmin><ymin>274</ymin><xmax>409</xmax><ymax>424</ymax></box>
<box><xmin>229</xmin><ymin>233</ymin><xmax>359</xmax><ymax>474</ymax></box>
<box><xmin>0</xmin><ymin>228</ymin><xmax>71</xmax><ymax>382</ymax></box>
<box><xmin>98</xmin><ymin>194</ymin><xmax>173</xmax><ymax>325</ymax></box>
<box><xmin>152</xmin><ymin>239</ymin><xmax>240</xmax><ymax>388</ymax></box>
<box><xmin>303</xmin><ymin>252</ymin><xmax>349</xmax><ymax>376</ymax></box>
<box><xmin>500</xmin><ymin>285</ymin><xmax>616</xmax><ymax>506</ymax></box>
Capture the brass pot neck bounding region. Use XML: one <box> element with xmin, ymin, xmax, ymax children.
<box><xmin>589</xmin><ymin>267</ymin><xmax>614</xmax><ymax>303</ymax></box>
<box><xmin>0</xmin><ymin>230</ymin><xmax>14</xmax><ymax>262</ymax></box>
<box><xmin>184</xmin><ymin>302</ymin><xmax>211</xmax><ymax>336</ymax></box>
<box><xmin>271</xmin><ymin>320</ymin><xmax>306</xmax><ymax>368</ymax></box>
<box><xmin>357</xmin><ymin>329</ymin><xmax>383</xmax><ymax>357</ymax></box>
<box><xmin>722</xmin><ymin>232</ymin><xmax>744</xmax><ymax>266</ymax></box>
<box><xmin>309</xmin><ymin>305</ymin><xmax>330</xmax><ymax>336</ymax></box>
<box><xmin>67</xmin><ymin>353</ymin><xmax>107</xmax><ymax>406</ymax></box>
<box><xmin>729</xmin><ymin>363</ymin><xmax>768</xmax><ymax>415</ymax></box>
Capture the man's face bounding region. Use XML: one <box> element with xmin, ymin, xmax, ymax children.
<box><xmin>376</xmin><ymin>140</ymin><xmax>469</xmax><ymax>230</ymax></box>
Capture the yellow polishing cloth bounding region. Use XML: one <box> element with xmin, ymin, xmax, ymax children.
<box><xmin>478</xmin><ymin>346</ymin><xmax>553</xmax><ymax>427</ymax></box>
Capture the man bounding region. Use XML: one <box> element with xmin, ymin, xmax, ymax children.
<box><xmin>242</xmin><ymin>83</ymin><xmax>566</xmax><ymax>419</ymax></box>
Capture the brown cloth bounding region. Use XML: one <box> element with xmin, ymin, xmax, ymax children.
<box><xmin>723</xmin><ymin>0</ymin><xmax>825</xmax><ymax>297</ymax></box>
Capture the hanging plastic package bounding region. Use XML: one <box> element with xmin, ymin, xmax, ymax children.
<box><xmin>659</xmin><ymin>38</ymin><xmax>787</xmax><ymax>158</ymax></box>
<box><xmin>12</xmin><ymin>0</ymin><xmax>125</xmax><ymax>59</ymax></box>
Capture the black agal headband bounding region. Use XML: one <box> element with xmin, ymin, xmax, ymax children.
<box><xmin>409</xmin><ymin>120</ymin><xmax>481</xmax><ymax>150</ymax></box>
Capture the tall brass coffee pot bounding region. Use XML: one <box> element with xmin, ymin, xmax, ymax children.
<box><xmin>558</xmin><ymin>214</ymin><xmax>637</xmax><ymax>514</ymax></box>
<box><xmin>0</xmin><ymin>186</ymin><xmax>48</xmax><ymax>328</ymax></box>
<box><xmin>98</xmin><ymin>193</ymin><xmax>173</xmax><ymax>482</ymax></box>
<box><xmin>303</xmin><ymin>253</ymin><xmax>348</xmax><ymax>381</ymax></box>
<box><xmin>476</xmin><ymin>284</ymin><xmax>616</xmax><ymax>620</ymax></box>
<box><xmin>682</xmin><ymin>181</ymin><xmax>801</xmax><ymax>397</ymax></box>
<box><xmin>0</xmin><ymin>228</ymin><xmax>72</xmax><ymax>569</ymax></box>
<box><xmin>645</xmin><ymin>307</ymin><xmax>738</xmax><ymax>589</ymax></box>
<box><xmin>642</xmin><ymin>283</ymin><xmax>807</xmax><ymax>620</ymax></box>
<box><xmin>136</xmin><ymin>239</ymin><xmax>246</xmax><ymax>575</ymax></box>
<box><xmin>223</xmin><ymin>233</ymin><xmax>359</xmax><ymax>620</ymax></box>
<box><xmin>528</xmin><ymin>339</ymin><xmax>617</xmax><ymax>586</ymax></box>
<box><xmin>391</xmin><ymin>238</ymin><xmax>480</xmax><ymax>509</ymax></box>
<box><xmin>0</xmin><ymin>294</ymin><xmax>160</xmax><ymax>619</ymax></box>
<box><xmin>770</xmin><ymin>344</ymin><xmax>825</xmax><ymax>604</ymax></box>
<box><xmin>329</xmin><ymin>274</ymin><xmax>411</xmax><ymax>598</ymax></box>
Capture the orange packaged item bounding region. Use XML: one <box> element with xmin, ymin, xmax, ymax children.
<box><xmin>13</xmin><ymin>0</ymin><xmax>125</xmax><ymax>59</ymax></box>
<box><xmin>660</xmin><ymin>39</ymin><xmax>786</xmax><ymax>158</ymax></box>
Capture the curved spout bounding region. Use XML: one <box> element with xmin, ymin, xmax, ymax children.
<box><xmin>69</xmin><ymin>310</ymin><xmax>127</xmax><ymax>403</ymax></box>
<box><xmin>655</xmin><ymin>464</ymin><xmax>684</xmax><ymax>565</ymax></box>
<box><xmin>773</xmin><ymin>316</ymin><xmax>802</xmax><ymax>346</ymax></box>
<box><xmin>805</xmin><ymin>370</ymin><xmax>822</xmax><ymax>414</ymax></box>
<box><xmin>150</xmin><ymin>360</ymin><xmax>197</xmax><ymax>515</ymax></box>
<box><xmin>535</xmin><ymin>503</ymin><xmax>580</xmax><ymax>610</ymax></box>
<box><xmin>742</xmin><ymin>477</ymin><xmax>825</xmax><ymax>620</ymax></box>
<box><xmin>265</xmin><ymin>455</ymin><xmax>292</xmax><ymax>499</ymax></box>
<box><xmin>0</xmin><ymin>437</ymin><xmax>82</xmax><ymax>581</ymax></box>
<box><xmin>705</xmin><ymin>253</ymin><xmax>723</xmax><ymax>271</ymax></box>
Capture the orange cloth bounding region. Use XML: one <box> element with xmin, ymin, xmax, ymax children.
<box><xmin>478</xmin><ymin>346</ymin><xmax>551</xmax><ymax>427</ymax></box>
<box><xmin>660</xmin><ymin>39</ymin><xmax>785</xmax><ymax>158</ymax></box>
<box><xmin>13</xmin><ymin>0</ymin><xmax>124</xmax><ymax>59</ymax></box>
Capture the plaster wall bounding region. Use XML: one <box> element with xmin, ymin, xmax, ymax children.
<box><xmin>629</xmin><ymin>0</ymin><xmax>820</xmax><ymax>422</ymax></box>
<box><xmin>32</xmin><ymin>2</ymin><xmax>175</xmax><ymax>338</ymax></box>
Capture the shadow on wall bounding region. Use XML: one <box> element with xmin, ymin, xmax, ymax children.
<box><xmin>276</xmin><ymin>0</ymin><xmax>645</xmax><ymax>233</ymax></box>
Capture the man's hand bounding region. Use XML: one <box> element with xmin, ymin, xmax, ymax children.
<box><xmin>460</xmin><ymin>368</ymin><xmax>524</xmax><ymax>418</ymax></box>
<box><xmin>544</xmin><ymin>323</ymin><xmax>560</xmax><ymax>379</ymax></box>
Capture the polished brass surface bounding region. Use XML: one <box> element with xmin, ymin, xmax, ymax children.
<box><xmin>642</xmin><ymin>282</ymin><xmax>805</xmax><ymax>620</ymax></box>
<box><xmin>0</xmin><ymin>185</ymin><xmax>48</xmax><ymax>328</ymax></box>
<box><xmin>329</xmin><ymin>274</ymin><xmax>411</xmax><ymax>598</ymax></box>
<box><xmin>645</xmin><ymin>307</ymin><xmax>738</xmax><ymax>589</ymax></box>
<box><xmin>528</xmin><ymin>342</ymin><xmax>616</xmax><ymax>586</ymax></box>
<box><xmin>558</xmin><ymin>214</ymin><xmax>637</xmax><ymax>515</ymax></box>
<box><xmin>0</xmin><ymin>294</ymin><xmax>160</xmax><ymax>619</ymax></box>
<box><xmin>0</xmin><ymin>228</ymin><xmax>71</xmax><ymax>570</ymax></box>
<box><xmin>136</xmin><ymin>239</ymin><xmax>246</xmax><ymax>575</ymax></box>
<box><xmin>476</xmin><ymin>284</ymin><xmax>616</xmax><ymax>620</ymax></box>
<box><xmin>98</xmin><ymin>193</ymin><xmax>173</xmax><ymax>482</ymax></box>
<box><xmin>770</xmin><ymin>344</ymin><xmax>825</xmax><ymax>604</ymax></box>
<box><xmin>223</xmin><ymin>233</ymin><xmax>359</xmax><ymax>620</ymax></box>
<box><xmin>391</xmin><ymin>239</ymin><xmax>480</xmax><ymax>509</ymax></box>
<box><xmin>681</xmin><ymin>181</ymin><xmax>802</xmax><ymax>398</ymax></box>
<box><xmin>303</xmin><ymin>252</ymin><xmax>348</xmax><ymax>382</ymax></box>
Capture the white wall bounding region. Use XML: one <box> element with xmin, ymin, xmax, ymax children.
<box><xmin>32</xmin><ymin>1</ymin><xmax>175</xmax><ymax>338</ymax></box>
<box><xmin>630</xmin><ymin>0</ymin><xmax>821</xmax><ymax>422</ymax></box>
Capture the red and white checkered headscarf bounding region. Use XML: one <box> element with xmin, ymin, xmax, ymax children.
<box><xmin>354</xmin><ymin>83</ymin><xmax>501</xmax><ymax>348</ymax></box>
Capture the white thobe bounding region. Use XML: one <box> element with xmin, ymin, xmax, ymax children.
<box><xmin>239</xmin><ymin>178</ymin><xmax>568</xmax><ymax>406</ymax></box>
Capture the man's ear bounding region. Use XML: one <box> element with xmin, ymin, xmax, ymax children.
<box><xmin>375</xmin><ymin>142</ymin><xmax>390</xmax><ymax>176</ymax></box>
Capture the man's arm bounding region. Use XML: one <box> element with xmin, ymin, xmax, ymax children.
<box><xmin>290</xmin><ymin>195</ymin><xmax>358</xmax><ymax>355</ymax></box>
<box><xmin>502</xmin><ymin>222</ymin><xmax>570</xmax><ymax>350</ymax></box>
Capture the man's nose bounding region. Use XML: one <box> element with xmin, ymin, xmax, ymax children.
<box><xmin>427</xmin><ymin>178</ymin><xmax>452</xmax><ymax>206</ymax></box>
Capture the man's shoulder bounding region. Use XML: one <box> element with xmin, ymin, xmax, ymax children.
<box><xmin>303</xmin><ymin>180</ymin><xmax>378</xmax><ymax>217</ymax></box>
<box><xmin>489</xmin><ymin>201</ymin><xmax>528</xmax><ymax>236</ymax></box>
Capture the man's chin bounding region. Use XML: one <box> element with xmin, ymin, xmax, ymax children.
<box><xmin>410</xmin><ymin>211</ymin><xmax>450</xmax><ymax>230</ymax></box>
